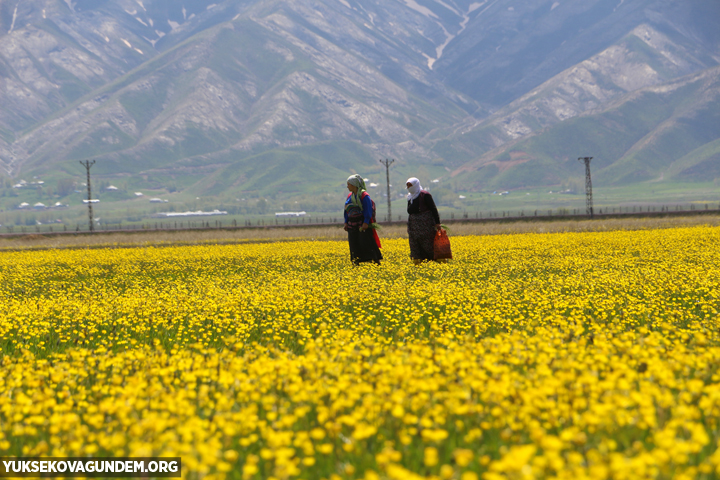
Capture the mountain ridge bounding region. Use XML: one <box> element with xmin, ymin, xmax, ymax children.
<box><xmin>449</xmin><ymin>65</ymin><xmax>720</xmax><ymax>190</ymax></box>
<box><xmin>0</xmin><ymin>0</ymin><xmax>718</xmax><ymax>216</ymax></box>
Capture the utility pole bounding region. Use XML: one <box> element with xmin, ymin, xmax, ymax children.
<box><xmin>578</xmin><ymin>157</ymin><xmax>593</xmax><ymax>217</ymax></box>
<box><xmin>79</xmin><ymin>160</ymin><xmax>96</xmax><ymax>231</ymax></box>
<box><xmin>379</xmin><ymin>158</ymin><xmax>395</xmax><ymax>221</ymax></box>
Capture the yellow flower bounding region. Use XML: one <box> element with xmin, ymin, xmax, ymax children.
<box><xmin>318</xmin><ymin>444</ymin><xmax>334</xmax><ymax>455</ymax></box>
<box><xmin>424</xmin><ymin>447</ymin><xmax>439</xmax><ymax>467</ymax></box>
<box><xmin>453</xmin><ymin>449</ymin><xmax>474</xmax><ymax>467</ymax></box>
<box><xmin>1</xmin><ymin>227</ymin><xmax>719</xmax><ymax>478</ymax></box>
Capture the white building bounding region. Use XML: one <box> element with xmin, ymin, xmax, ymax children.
<box><xmin>275</xmin><ymin>211</ymin><xmax>306</xmax><ymax>217</ymax></box>
<box><xmin>157</xmin><ymin>209</ymin><xmax>228</xmax><ymax>218</ymax></box>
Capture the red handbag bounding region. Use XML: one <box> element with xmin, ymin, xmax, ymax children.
<box><xmin>433</xmin><ymin>229</ymin><xmax>452</xmax><ymax>260</ymax></box>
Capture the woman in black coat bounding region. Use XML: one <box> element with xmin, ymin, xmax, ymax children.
<box><xmin>405</xmin><ymin>177</ymin><xmax>441</xmax><ymax>264</ymax></box>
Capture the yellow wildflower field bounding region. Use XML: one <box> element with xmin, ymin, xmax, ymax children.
<box><xmin>1</xmin><ymin>226</ymin><xmax>719</xmax><ymax>480</ymax></box>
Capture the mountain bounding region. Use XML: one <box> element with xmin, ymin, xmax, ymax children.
<box><xmin>430</xmin><ymin>14</ymin><xmax>720</xmax><ymax>161</ymax></box>
<box><xmin>449</xmin><ymin>66</ymin><xmax>720</xmax><ymax>189</ymax></box>
<box><xmin>1</xmin><ymin>0</ymin><xmax>474</xmax><ymax>183</ymax></box>
<box><xmin>0</xmin><ymin>0</ymin><xmax>718</xmax><ymax>218</ymax></box>
<box><xmin>434</xmin><ymin>0</ymin><xmax>720</xmax><ymax>105</ymax></box>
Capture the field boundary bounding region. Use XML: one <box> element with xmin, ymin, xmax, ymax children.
<box><xmin>1</xmin><ymin>206</ymin><xmax>720</xmax><ymax>239</ymax></box>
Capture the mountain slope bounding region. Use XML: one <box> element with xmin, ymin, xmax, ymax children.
<box><xmin>431</xmin><ymin>18</ymin><xmax>720</xmax><ymax>164</ymax></box>
<box><xmin>0</xmin><ymin>0</ymin><xmax>718</xmax><ymax>213</ymax></box>
<box><xmin>5</xmin><ymin>4</ymin><xmax>471</xmax><ymax>194</ymax></box>
<box><xmin>449</xmin><ymin>66</ymin><xmax>720</xmax><ymax>190</ymax></box>
<box><xmin>434</xmin><ymin>0</ymin><xmax>720</xmax><ymax>106</ymax></box>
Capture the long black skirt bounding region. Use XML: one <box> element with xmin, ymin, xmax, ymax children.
<box><xmin>408</xmin><ymin>210</ymin><xmax>436</xmax><ymax>260</ymax></box>
<box><xmin>347</xmin><ymin>228</ymin><xmax>382</xmax><ymax>265</ymax></box>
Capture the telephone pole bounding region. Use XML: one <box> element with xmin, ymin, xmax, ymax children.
<box><xmin>379</xmin><ymin>158</ymin><xmax>395</xmax><ymax>221</ymax></box>
<box><xmin>79</xmin><ymin>160</ymin><xmax>96</xmax><ymax>231</ymax></box>
<box><xmin>578</xmin><ymin>157</ymin><xmax>593</xmax><ymax>217</ymax></box>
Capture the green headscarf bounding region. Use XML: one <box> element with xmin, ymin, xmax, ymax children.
<box><xmin>346</xmin><ymin>174</ymin><xmax>367</xmax><ymax>211</ymax></box>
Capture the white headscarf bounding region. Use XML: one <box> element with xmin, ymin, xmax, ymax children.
<box><xmin>406</xmin><ymin>177</ymin><xmax>422</xmax><ymax>203</ymax></box>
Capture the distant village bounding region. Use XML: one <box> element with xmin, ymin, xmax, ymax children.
<box><xmin>4</xmin><ymin>172</ymin><xmax>566</xmax><ymax>228</ymax></box>
<box><xmin>8</xmin><ymin>177</ymin><xmax>232</xmax><ymax>222</ymax></box>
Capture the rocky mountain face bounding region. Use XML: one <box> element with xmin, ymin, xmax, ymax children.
<box><xmin>434</xmin><ymin>18</ymin><xmax>720</xmax><ymax>171</ymax></box>
<box><xmin>450</xmin><ymin>65</ymin><xmax>720</xmax><ymax>189</ymax></box>
<box><xmin>0</xmin><ymin>0</ymin><xmax>718</xmax><ymax>204</ymax></box>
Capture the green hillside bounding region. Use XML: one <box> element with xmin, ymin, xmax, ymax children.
<box><xmin>194</xmin><ymin>141</ymin><xmax>377</xmax><ymax>196</ymax></box>
<box><xmin>451</xmin><ymin>68</ymin><xmax>720</xmax><ymax>191</ymax></box>
<box><xmin>668</xmin><ymin>139</ymin><xmax>720</xmax><ymax>182</ymax></box>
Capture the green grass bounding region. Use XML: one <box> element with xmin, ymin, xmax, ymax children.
<box><xmin>669</xmin><ymin>138</ymin><xmax>720</xmax><ymax>180</ymax></box>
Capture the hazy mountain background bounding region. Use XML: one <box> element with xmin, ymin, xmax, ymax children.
<box><xmin>0</xmin><ymin>0</ymin><xmax>718</xmax><ymax>223</ymax></box>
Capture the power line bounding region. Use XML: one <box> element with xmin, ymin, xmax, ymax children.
<box><xmin>79</xmin><ymin>160</ymin><xmax>96</xmax><ymax>231</ymax></box>
<box><xmin>379</xmin><ymin>158</ymin><xmax>395</xmax><ymax>221</ymax></box>
<box><xmin>578</xmin><ymin>156</ymin><xmax>593</xmax><ymax>217</ymax></box>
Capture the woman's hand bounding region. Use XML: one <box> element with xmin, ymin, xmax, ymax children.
<box><xmin>361</xmin><ymin>223</ymin><xmax>369</xmax><ymax>231</ymax></box>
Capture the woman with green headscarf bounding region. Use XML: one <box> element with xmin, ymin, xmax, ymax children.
<box><xmin>344</xmin><ymin>174</ymin><xmax>382</xmax><ymax>265</ymax></box>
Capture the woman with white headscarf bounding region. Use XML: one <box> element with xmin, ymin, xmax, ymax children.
<box><xmin>406</xmin><ymin>177</ymin><xmax>441</xmax><ymax>264</ymax></box>
<box><xmin>344</xmin><ymin>174</ymin><xmax>382</xmax><ymax>265</ymax></box>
